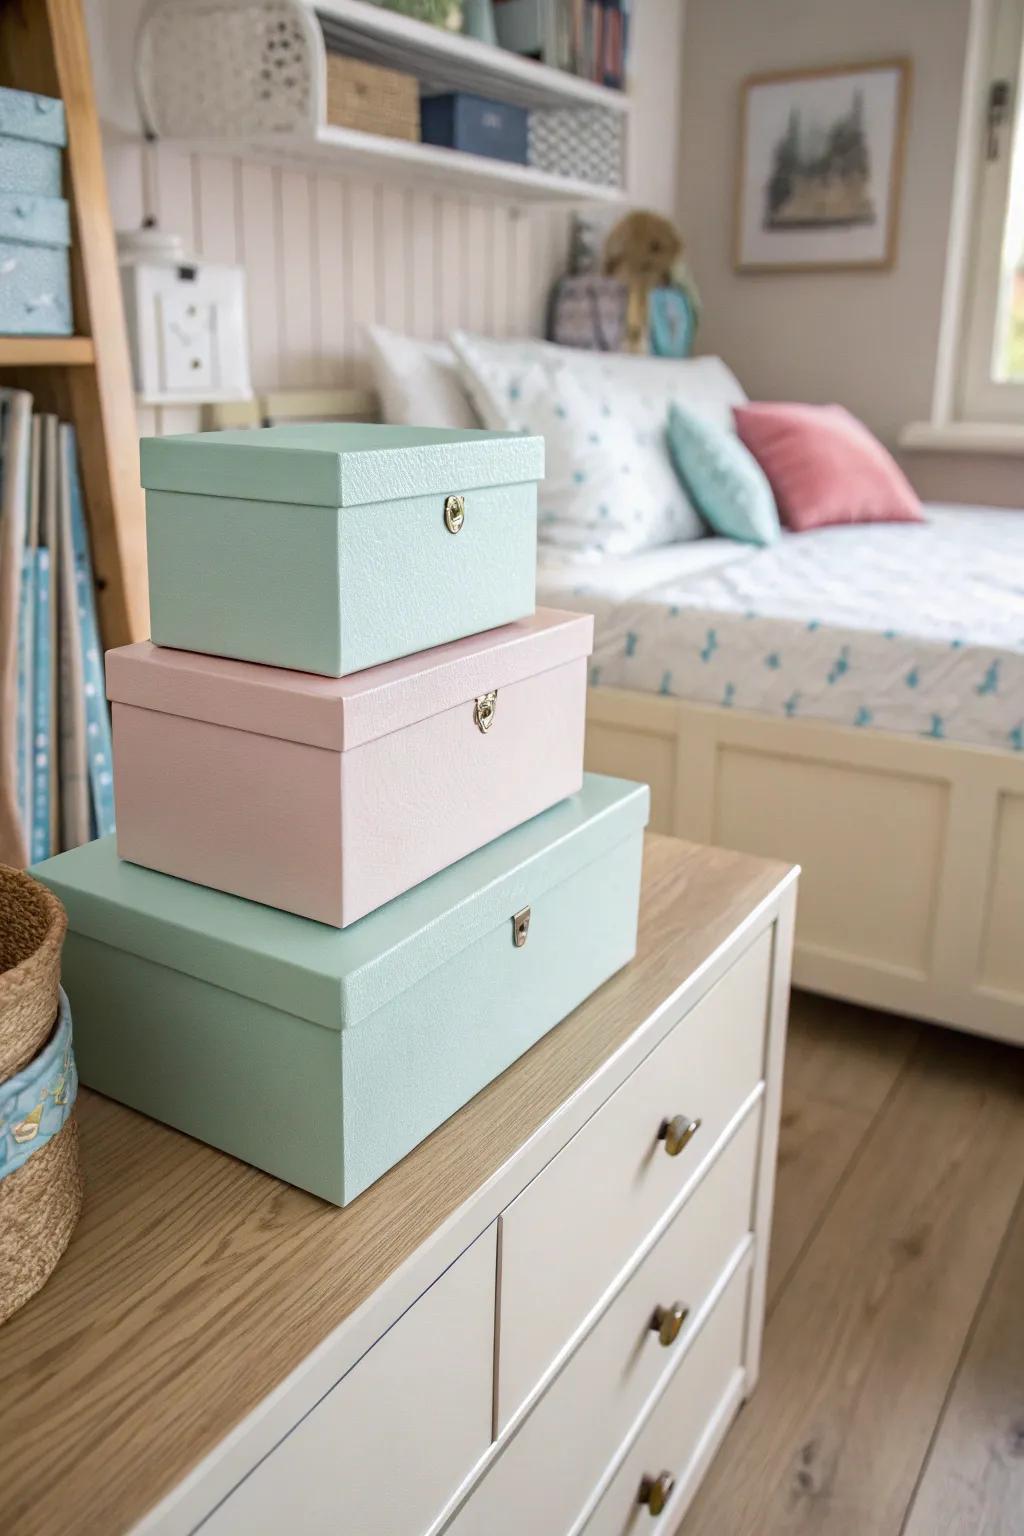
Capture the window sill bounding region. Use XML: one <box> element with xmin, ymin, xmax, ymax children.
<box><xmin>900</xmin><ymin>421</ymin><xmax>1024</xmax><ymax>456</ymax></box>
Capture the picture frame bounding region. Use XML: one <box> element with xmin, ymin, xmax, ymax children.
<box><xmin>734</xmin><ymin>59</ymin><xmax>911</xmax><ymax>273</ymax></box>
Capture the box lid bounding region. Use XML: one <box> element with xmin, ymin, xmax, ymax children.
<box><xmin>139</xmin><ymin>422</ymin><xmax>545</xmax><ymax>508</ymax></box>
<box><xmin>33</xmin><ymin>774</ymin><xmax>649</xmax><ymax>1031</ymax></box>
<box><xmin>106</xmin><ymin>608</ymin><xmax>594</xmax><ymax>752</ymax></box>
<box><xmin>0</xmin><ymin>192</ymin><xmax>70</xmax><ymax>247</ymax></box>
<box><xmin>0</xmin><ymin>87</ymin><xmax>66</xmax><ymax>147</ymax></box>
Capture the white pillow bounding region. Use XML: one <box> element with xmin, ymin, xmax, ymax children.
<box><xmin>450</xmin><ymin>332</ymin><xmax>747</xmax><ymax>555</ymax></box>
<box><xmin>365</xmin><ymin>325</ymin><xmax>480</xmax><ymax>429</ymax></box>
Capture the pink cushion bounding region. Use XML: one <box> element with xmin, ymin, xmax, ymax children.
<box><xmin>734</xmin><ymin>403</ymin><xmax>924</xmax><ymax>531</ymax></box>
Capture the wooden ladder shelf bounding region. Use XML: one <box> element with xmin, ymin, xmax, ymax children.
<box><xmin>0</xmin><ymin>0</ymin><xmax>148</xmax><ymax>650</ymax></box>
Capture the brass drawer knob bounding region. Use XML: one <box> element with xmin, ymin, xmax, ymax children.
<box><xmin>650</xmin><ymin>1301</ymin><xmax>689</xmax><ymax>1347</ymax></box>
<box><xmin>639</xmin><ymin>1472</ymin><xmax>675</xmax><ymax>1517</ymax></box>
<box><xmin>658</xmin><ymin>1114</ymin><xmax>701</xmax><ymax>1157</ymax></box>
<box><xmin>444</xmin><ymin>494</ymin><xmax>465</xmax><ymax>533</ymax></box>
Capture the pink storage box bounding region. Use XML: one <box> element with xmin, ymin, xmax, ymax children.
<box><xmin>107</xmin><ymin>608</ymin><xmax>593</xmax><ymax>927</ymax></box>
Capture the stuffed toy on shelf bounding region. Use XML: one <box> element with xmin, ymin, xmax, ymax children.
<box><xmin>550</xmin><ymin>207</ymin><xmax>701</xmax><ymax>356</ymax></box>
<box><xmin>602</xmin><ymin>210</ymin><xmax>701</xmax><ymax>356</ymax></box>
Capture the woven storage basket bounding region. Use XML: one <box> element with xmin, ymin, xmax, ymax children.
<box><xmin>1</xmin><ymin>870</ymin><xmax>82</xmax><ymax>1324</ymax></box>
<box><xmin>0</xmin><ymin>864</ymin><xmax>66</xmax><ymax>1081</ymax></box>
<box><xmin>0</xmin><ymin>1114</ymin><xmax>83</xmax><ymax>1324</ymax></box>
<box><xmin>325</xmin><ymin>53</ymin><xmax>420</xmax><ymax>141</ymax></box>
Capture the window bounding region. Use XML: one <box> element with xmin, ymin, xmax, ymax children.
<box><xmin>962</xmin><ymin>0</ymin><xmax>1024</xmax><ymax>420</ymax></box>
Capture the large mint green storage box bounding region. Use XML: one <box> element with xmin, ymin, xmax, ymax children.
<box><xmin>34</xmin><ymin>774</ymin><xmax>649</xmax><ymax>1205</ymax></box>
<box><xmin>140</xmin><ymin>423</ymin><xmax>544</xmax><ymax>677</ymax></box>
<box><xmin>0</xmin><ymin>87</ymin><xmax>65</xmax><ymax>197</ymax></box>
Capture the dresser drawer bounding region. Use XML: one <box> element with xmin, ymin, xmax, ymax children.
<box><xmin>583</xmin><ymin>1249</ymin><xmax>752</xmax><ymax>1536</ymax></box>
<box><xmin>199</xmin><ymin>1227</ymin><xmax>496</xmax><ymax>1536</ymax></box>
<box><xmin>446</xmin><ymin>1108</ymin><xmax>759</xmax><ymax>1536</ymax></box>
<box><xmin>496</xmin><ymin>928</ymin><xmax>770</xmax><ymax>1427</ymax></box>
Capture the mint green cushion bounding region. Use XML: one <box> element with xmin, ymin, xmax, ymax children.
<box><xmin>667</xmin><ymin>402</ymin><xmax>780</xmax><ymax>546</ymax></box>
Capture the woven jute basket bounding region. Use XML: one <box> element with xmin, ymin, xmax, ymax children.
<box><xmin>1</xmin><ymin>867</ymin><xmax>82</xmax><ymax>1324</ymax></box>
<box><xmin>0</xmin><ymin>864</ymin><xmax>67</xmax><ymax>1082</ymax></box>
<box><xmin>0</xmin><ymin>1116</ymin><xmax>83</xmax><ymax>1324</ymax></box>
<box><xmin>325</xmin><ymin>53</ymin><xmax>420</xmax><ymax>141</ymax></box>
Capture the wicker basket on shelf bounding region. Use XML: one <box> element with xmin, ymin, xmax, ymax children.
<box><xmin>0</xmin><ymin>867</ymin><xmax>82</xmax><ymax>1325</ymax></box>
<box><xmin>325</xmin><ymin>53</ymin><xmax>420</xmax><ymax>141</ymax></box>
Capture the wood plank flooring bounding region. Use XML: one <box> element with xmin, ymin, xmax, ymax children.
<box><xmin>679</xmin><ymin>991</ymin><xmax>1024</xmax><ymax>1536</ymax></box>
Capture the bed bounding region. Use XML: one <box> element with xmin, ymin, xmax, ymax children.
<box><xmin>540</xmin><ymin>506</ymin><xmax>1024</xmax><ymax>1046</ymax></box>
<box><xmin>208</xmin><ymin>370</ymin><xmax>1024</xmax><ymax>1048</ymax></box>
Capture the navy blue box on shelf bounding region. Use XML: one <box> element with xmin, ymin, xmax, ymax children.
<box><xmin>420</xmin><ymin>93</ymin><xmax>528</xmax><ymax>165</ymax></box>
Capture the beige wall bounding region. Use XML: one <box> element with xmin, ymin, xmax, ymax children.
<box><xmin>677</xmin><ymin>0</ymin><xmax>1023</xmax><ymax>504</ymax></box>
<box><xmin>628</xmin><ymin>0</ymin><xmax>687</xmax><ymax>215</ymax></box>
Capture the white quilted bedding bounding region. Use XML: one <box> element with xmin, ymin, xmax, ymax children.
<box><xmin>537</xmin><ymin>506</ymin><xmax>1024</xmax><ymax>753</ymax></box>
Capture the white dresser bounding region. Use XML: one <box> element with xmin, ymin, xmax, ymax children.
<box><xmin>0</xmin><ymin>835</ymin><xmax>797</xmax><ymax>1536</ymax></box>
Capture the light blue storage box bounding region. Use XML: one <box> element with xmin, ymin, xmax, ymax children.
<box><xmin>140</xmin><ymin>423</ymin><xmax>544</xmax><ymax>676</ymax></box>
<box><xmin>0</xmin><ymin>191</ymin><xmax>72</xmax><ymax>334</ymax></box>
<box><xmin>34</xmin><ymin>774</ymin><xmax>649</xmax><ymax>1205</ymax></box>
<box><xmin>0</xmin><ymin>87</ymin><xmax>65</xmax><ymax>197</ymax></box>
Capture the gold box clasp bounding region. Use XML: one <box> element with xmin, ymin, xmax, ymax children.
<box><xmin>512</xmin><ymin>906</ymin><xmax>531</xmax><ymax>948</ymax></box>
<box><xmin>444</xmin><ymin>494</ymin><xmax>465</xmax><ymax>534</ymax></box>
<box><xmin>474</xmin><ymin>690</ymin><xmax>497</xmax><ymax>734</ymax></box>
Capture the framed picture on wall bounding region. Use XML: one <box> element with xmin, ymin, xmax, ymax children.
<box><xmin>734</xmin><ymin>59</ymin><xmax>911</xmax><ymax>272</ymax></box>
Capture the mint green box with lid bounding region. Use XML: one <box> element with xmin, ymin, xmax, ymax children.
<box><xmin>34</xmin><ymin>775</ymin><xmax>649</xmax><ymax>1206</ymax></box>
<box><xmin>141</xmin><ymin>423</ymin><xmax>544</xmax><ymax>677</ymax></box>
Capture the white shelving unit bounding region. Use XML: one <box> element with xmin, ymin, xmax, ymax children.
<box><xmin>314</xmin><ymin>0</ymin><xmax>629</xmax><ymax>112</ymax></box>
<box><xmin>136</xmin><ymin>0</ymin><xmax>630</xmax><ymax>204</ymax></box>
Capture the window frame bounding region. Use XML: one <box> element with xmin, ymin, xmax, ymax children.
<box><xmin>960</xmin><ymin>0</ymin><xmax>1024</xmax><ymax>422</ymax></box>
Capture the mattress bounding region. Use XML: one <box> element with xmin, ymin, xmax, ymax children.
<box><xmin>537</xmin><ymin>506</ymin><xmax>1024</xmax><ymax>753</ymax></box>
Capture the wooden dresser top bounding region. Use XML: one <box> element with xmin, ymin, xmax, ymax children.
<box><xmin>0</xmin><ymin>834</ymin><xmax>794</xmax><ymax>1536</ymax></box>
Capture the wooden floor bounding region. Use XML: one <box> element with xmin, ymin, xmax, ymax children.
<box><xmin>678</xmin><ymin>990</ymin><xmax>1024</xmax><ymax>1536</ymax></box>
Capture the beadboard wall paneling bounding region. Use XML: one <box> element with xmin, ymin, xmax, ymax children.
<box><xmin>107</xmin><ymin>140</ymin><xmax>571</xmax><ymax>439</ymax></box>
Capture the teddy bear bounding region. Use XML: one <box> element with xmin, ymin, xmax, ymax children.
<box><xmin>601</xmin><ymin>210</ymin><xmax>700</xmax><ymax>356</ymax></box>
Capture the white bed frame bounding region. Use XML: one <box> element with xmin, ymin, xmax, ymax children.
<box><xmin>207</xmin><ymin>388</ymin><xmax>1024</xmax><ymax>1048</ymax></box>
<box><xmin>585</xmin><ymin>687</ymin><xmax>1024</xmax><ymax>1046</ymax></box>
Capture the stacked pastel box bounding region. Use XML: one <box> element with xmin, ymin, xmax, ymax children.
<box><xmin>0</xmin><ymin>88</ymin><xmax>72</xmax><ymax>336</ymax></box>
<box><xmin>33</xmin><ymin>425</ymin><xmax>649</xmax><ymax>1205</ymax></box>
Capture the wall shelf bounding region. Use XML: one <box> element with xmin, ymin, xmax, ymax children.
<box><xmin>137</xmin><ymin>0</ymin><xmax>629</xmax><ymax>205</ymax></box>
<box><xmin>172</xmin><ymin>122</ymin><xmax>626</xmax><ymax>203</ymax></box>
<box><xmin>0</xmin><ymin>335</ymin><xmax>96</xmax><ymax>366</ymax></box>
<box><xmin>312</xmin><ymin>0</ymin><xmax>630</xmax><ymax>115</ymax></box>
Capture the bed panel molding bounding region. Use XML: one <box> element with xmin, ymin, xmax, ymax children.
<box><xmin>978</xmin><ymin>790</ymin><xmax>1024</xmax><ymax>1003</ymax></box>
<box><xmin>583</xmin><ymin>687</ymin><xmax>1024</xmax><ymax>1046</ymax></box>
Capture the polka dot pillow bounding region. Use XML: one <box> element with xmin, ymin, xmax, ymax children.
<box><xmin>451</xmin><ymin>333</ymin><xmax>746</xmax><ymax>556</ymax></box>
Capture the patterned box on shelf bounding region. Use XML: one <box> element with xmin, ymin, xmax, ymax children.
<box><xmin>420</xmin><ymin>93</ymin><xmax>529</xmax><ymax>164</ymax></box>
<box><xmin>34</xmin><ymin>774</ymin><xmax>650</xmax><ymax>1206</ymax></box>
<box><xmin>108</xmin><ymin>608</ymin><xmax>594</xmax><ymax>927</ymax></box>
<box><xmin>140</xmin><ymin>423</ymin><xmax>544</xmax><ymax>677</ymax></box>
<box><xmin>0</xmin><ymin>87</ymin><xmax>66</xmax><ymax>197</ymax></box>
<box><xmin>0</xmin><ymin>192</ymin><xmax>72</xmax><ymax>335</ymax></box>
<box><xmin>528</xmin><ymin>106</ymin><xmax>624</xmax><ymax>189</ymax></box>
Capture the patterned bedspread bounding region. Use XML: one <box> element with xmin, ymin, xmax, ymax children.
<box><xmin>537</xmin><ymin>507</ymin><xmax>1024</xmax><ymax>753</ymax></box>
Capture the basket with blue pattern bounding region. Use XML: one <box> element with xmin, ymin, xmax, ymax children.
<box><xmin>0</xmin><ymin>866</ymin><xmax>82</xmax><ymax>1324</ymax></box>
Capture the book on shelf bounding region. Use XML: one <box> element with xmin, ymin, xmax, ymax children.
<box><xmin>66</xmin><ymin>425</ymin><xmax>115</xmax><ymax>839</ymax></box>
<box><xmin>57</xmin><ymin>421</ymin><xmax>89</xmax><ymax>850</ymax></box>
<box><xmin>0</xmin><ymin>389</ymin><xmax>33</xmax><ymax>867</ymax></box>
<box><xmin>0</xmin><ymin>390</ymin><xmax>115</xmax><ymax>867</ymax></box>
<box><xmin>495</xmin><ymin>0</ymin><xmax>630</xmax><ymax>87</ymax></box>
